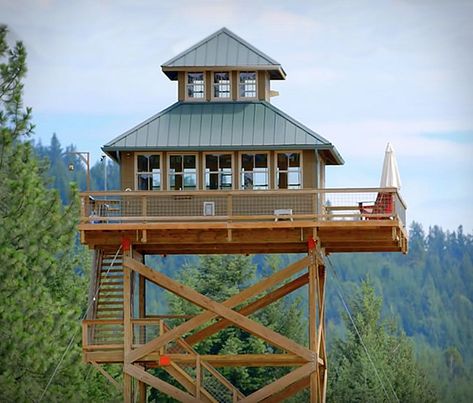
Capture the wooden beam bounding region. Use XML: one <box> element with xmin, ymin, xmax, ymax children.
<box><xmin>85</xmin><ymin>352</ymin><xmax>311</xmax><ymax>367</ymax></box>
<box><xmin>185</xmin><ymin>273</ymin><xmax>309</xmax><ymax>346</ymax></box>
<box><xmin>261</xmin><ymin>376</ymin><xmax>310</xmax><ymax>403</ymax></box>
<box><xmin>124</xmin><ymin>363</ymin><xmax>199</xmax><ymax>403</ymax></box>
<box><xmin>123</xmin><ymin>251</ymin><xmax>133</xmax><ymax>403</ymax></box>
<box><xmin>91</xmin><ymin>361</ymin><xmax>122</xmax><ymax>391</ymax></box>
<box><xmin>124</xmin><ymin>257</ymin><xmax>314</xmax><ymax>362</ymax></box>
<box><xmin>124</xmin><ymin>255</ymin><xmax>311</xmax><ymax>363</ymax></box>
<box><xmin>308</xmin><ymin>251</ymin><xmax>318</xmax><ymax>403</ymax></box>
<box><xmin>164</xmin><ymin>363</ymin><xmax>216</xmax><ymax>403</ymax></box>
<box><xmin>239</xmin><ymin>362</ymin><xmax>316</xmax><ymax>403</ymax></box>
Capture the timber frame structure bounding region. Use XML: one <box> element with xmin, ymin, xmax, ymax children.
<box><xmin>80</xmin><ymin>27</ymin><xmax>408</xmax><ymax>402</ymax></box>
<box><xmin>82</xmin><ymin>242</ymin><xmax>327</xmax><ymax>402</ymax></box>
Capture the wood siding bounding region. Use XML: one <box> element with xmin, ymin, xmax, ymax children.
<box><xmin>303</xmin><ymin>150</ymin><xmax>317</xmax><ymax>188</ymax></box>
<box><xmin>120</xmin><ymin>152</ymin><xmax>135</xmax><ymax>190</ymax></box>
<box><xmin>177</xmin><ymin>72</ymin><xmax>185</xmax><ymax>101</ymax></box>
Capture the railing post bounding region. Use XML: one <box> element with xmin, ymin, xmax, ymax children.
<box><xmin>142</xmin><ymin>194</ymin><xmax>147</xmax><ymax>223</ymax></box>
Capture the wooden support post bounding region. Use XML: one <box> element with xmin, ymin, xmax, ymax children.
<box><xmin>124</xmin><ymin>244</ymin><xmax>133</xmax><ymax>403</ymax></box>
<box><xmin>309</xmin><ymin>249</ymin><xmax>318</xmax><ymax>402</ymax></box>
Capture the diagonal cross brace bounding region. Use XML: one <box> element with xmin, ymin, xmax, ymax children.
<box><xmin>185</xmin><ymin>272</ymin><xmax>310</xmax><ymax>346</ymax></box>
<box><xmin>124</xmin><ymin>256</ymin><xmax>314</xmax><ymax>363</ymax></box>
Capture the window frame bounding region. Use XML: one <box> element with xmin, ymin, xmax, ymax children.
<box><xmin>274</xmin><ymin>151</ymin><xmax>303</xmax><ymax>190</ymax></box>
<box><xmin>238</xmin><ymin>71</ymin><xmax>258</xmax><ymax>100</ymax></box>
<box><xmin>203</xmin><ymin>152</ymin><xmax>234</xmax><ymax>191</ymax></box>
<box><xmin>185</xmin><ymin>72</ymin><xmax>206</xmax><ymax>101</ymax></box>
<box><xmin>211</xmin><ymin>71</ymin><xmax>232</xmax><ymax>100</ymax></box>
<box><xmin>167</xmin><ymin>152</ymin><xmax>199</xmax><ymax>191</ymax></box>
<box><xmin>238</xmin><ymin>151</ymin><xmax>270</xmax><ymax>190</ymax></box>
<box><xmin>134</xmin><ymin>152</ymin><xmax>163</xmax><ymax>191</ymax></box>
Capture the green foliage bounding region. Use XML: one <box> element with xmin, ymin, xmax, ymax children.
<box><xmin>328</xmin><ymin>280</ymin><xmax>436</xmax><ymax>403</ymax></box>
<box><xmin>0</xmin><ymin>25</ymin><xmax>118</xmax><ymax>401</ymax></box>
<box><xmin>326</xmin><ymin>223</ymin><xmax>473</xmax><ymax>402</ymax></box>
<box><xmin>147</xmin><ymin>255</ymin><xmax>307</xmax><ymax>401</ymax></box>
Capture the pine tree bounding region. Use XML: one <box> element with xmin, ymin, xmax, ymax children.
<box><xmin>327</xmin><ymin>280</ymin><xmax>436</xmax><ymax>402</ymax></box>
<box><xmin>0</xmin><ymin>25</ymin><xmax>118</xmax><ymax>401</ymax></box>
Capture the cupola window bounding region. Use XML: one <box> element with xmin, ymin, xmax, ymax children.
<box><xmin>187</xmin><ymin>73</ymin><xmax>205</xmax><ymax>99</ymax></box>
<box><xmin>276</xmin><ymin>152</ymin><xmax>302</xmax><ymax>189</ymax></box>
<box><xmin>239</xmin><ymin>72</ymin><xmax>257</xmax><ymax>98</ymax></box>
<box><xmin>240</xmin><ymin>153</ymin><xmax>269</xmax><ymax>190</ymax></box>
<box><xmin>213</xmin><ymin>72</ymin><xmax>231</xmax><ymax>99</ymax></box>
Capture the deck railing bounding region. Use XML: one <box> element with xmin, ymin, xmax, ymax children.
<box><xmin>80</xmin><ymin>188</ymin><xmax>407</xmax><ymax>227</ymax></box>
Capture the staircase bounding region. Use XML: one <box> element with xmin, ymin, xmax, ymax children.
<box><xmin>90</xmin><ymin>248</ymin><xmax>124</xmax><ymax>345</ymax></box>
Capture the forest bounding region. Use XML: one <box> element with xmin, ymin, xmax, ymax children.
<box><xmin>1</xmin><ymin>25</ymin><xmax>472</xmax><ymax>402</ymax></box>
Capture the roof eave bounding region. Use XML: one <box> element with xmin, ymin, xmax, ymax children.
<box><xmin>161</xmin><ymin>65</ymin><xmax>286</xmax><ymax>80</ymax></box>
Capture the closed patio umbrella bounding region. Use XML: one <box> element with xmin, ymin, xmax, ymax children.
<box><xmin>380</xmin><ymin>142</ymin><xmax>401</xmax><ymax>189</ymax></box>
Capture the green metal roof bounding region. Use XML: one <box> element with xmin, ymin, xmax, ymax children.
<box><xmin>103</xmin><ymin>101</ymin><xmax>343</xmax><ymax>165</ymax></box>
<box><xmin>162</xmin><ymin>28</ymin><xmax>286</xmax><ymax>80</ymax></box>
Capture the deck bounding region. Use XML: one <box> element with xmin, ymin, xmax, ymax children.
<box><xmin>78</xmin><ymin>188</ymin><xmax>408</xmax><ymax>254</ymax></box>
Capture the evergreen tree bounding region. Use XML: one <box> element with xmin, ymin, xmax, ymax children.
<box><xmin>0</xmin><ymin>25</ymin><xmax>117</xmax><ymax>401</ymax></box>
<box><xmin>327</xmin><ymin>280</ymin><xmax>436</xmax><ymax>402</ymax></box>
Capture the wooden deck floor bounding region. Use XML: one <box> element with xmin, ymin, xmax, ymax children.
<box><xmin>79</xmin><ymin>219</ymin><xmax>407</xmax><ymax>254</ymax></box>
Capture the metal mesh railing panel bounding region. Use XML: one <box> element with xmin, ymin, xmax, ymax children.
<box><xmin>81</xmin><ymin>189</ymin><xmax>406</xmax><ymax>226</ymax></box>
<box><xmin>89</xmin><ymin>323</ymin><xmax>123</xmax><ymax>345</ymax></box>
<box><xmin>201</xmin><ymin>367</ymin><xmax>233</xmax><ymax>403</ymax></box>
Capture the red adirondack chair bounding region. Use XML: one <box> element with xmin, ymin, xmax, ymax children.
<box><xmin>359</xmin><ymin>192</ymin><xmax>394</xmax><ymax>219</ymax></box>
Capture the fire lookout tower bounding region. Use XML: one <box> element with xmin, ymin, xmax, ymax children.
<box><xmin>79</xmin><ymin>28</ymin><xmax>408</xmax><ymax>402</ymax></box>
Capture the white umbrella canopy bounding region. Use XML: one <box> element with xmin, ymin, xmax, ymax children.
<box><xmin>380</xmin><ymin>142</ymin><xmax>402</xmax><ymax>189</ymax></box>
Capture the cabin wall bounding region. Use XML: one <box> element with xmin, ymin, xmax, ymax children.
<box><xmin>303</xmin><ymin>150</ymin><xmax>317</xmax><ymax>188</ymax></box>
<box><xmin>120</xmin><ymin>152</ymin><xmax>135</xmax><ymax>190</ymax></box>
<box><xmin>177</xmin><ymin>72</ymin><xmax>185</xmax><ymax>101</ymax></box>
<box><xmin>118</xmin><ymin>149</ymin><xmax>323</xmax><ymax>190</ymax></box>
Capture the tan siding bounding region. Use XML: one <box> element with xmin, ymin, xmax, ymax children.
<box><xmin>120</xmin><ymin>152</ymin><xmax>134</xmax><ymax>190</ymax></box>
<box><xmin>303</xmin><ymin>150</ymin><xmax>316</xmax><ymax>189</ymax></box>
<box><xmin>231</xmin><ymin>71</ymin><xmax>238</xmax><ymax>100</ymax></box>
<box><xmin>161</xmin><ymin>152</ymin><xmax>167</xmax><ymax>190</ymax></box>
<box><xmin>205</xmin><ymin>71</ymin><xmax>212</xmax><ymax>101</ymax></box>
<box><xmin>320</xmin><ymin>157</ymin><xmax>326</xmax><ymax>189</ymax></box>
<box><xmin>232</xmin><ymin>151</ymin><xmax>238</xmax><ymax>190</ymax></box>
<box><xmin>269</xmin><ymin>151</ymin><xmax>275</xmax><ymax>189</ymax></box>
<box><xmin>257</xmin><ymin>71</ymin><xmax>267</xmax><ymax>101</ymax></box>
<box><xmin>198</xmin><ymin>152</ymin><xmax>204</xmax><ymax>190</ymax></box>
<box><xmin>178</xmin><ymin>72</ymin><xmax>185</xmax><ymax>101</ymax></box>
<box><xmin>265</xmin><ymin>72</ymin><xmax>270</xmax><ymax>101</ymax></box>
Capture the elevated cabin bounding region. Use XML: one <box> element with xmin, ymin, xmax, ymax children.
<box><xmin>80</xmin><ymin>28</ymin><xmax>408</xmax><ymax>402</ymax></box>
<box><xmin>79</xmin><ymin>28</ymin><xmax>407</xmax><ymax>255</ymax></box>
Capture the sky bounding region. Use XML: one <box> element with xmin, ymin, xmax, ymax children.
<box><xmin>1</xmin><ymin>0</ymin><xmax>472</xmax><ymax>231</ymax></box>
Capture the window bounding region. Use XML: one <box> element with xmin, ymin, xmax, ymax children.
<box><xmin>213</xmin><ymin>72</ymin><xmax>231</xmax><ymax>99</ymax></box>
<box><xmin>240</xmin><ymin>153</ymin><xmax>269</xmax><ymax>190</ymax></box>
<box><xmin>239</xmin><ymin>72</ymin><xmax>256</xmax><ymax>98</ymax></box>
<box><xmin>136</xmin><ymin>154</ymin><xmax>161</xmax><ymax>190</ymax></box>
<box><xmin>187</xmin><ymin>72</ymin><xmax>205</xmax><ymax>99</ymax></box>
<box><xmin>205</xmin><ymin>154</ymin><xmax>232</xmax><ymax>190</ymax></box>
<box><xmin>276</xmin><ymin>152</ymin><xmax>302</xmax><ymax>189</ymax></box>
<box><xmin>169</xmin><ymin>154</ymin><xmax>197</xmax><ymax>190</ymax></box>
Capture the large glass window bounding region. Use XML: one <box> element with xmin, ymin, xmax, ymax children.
<box><xmin>239</xmin><ymin>72</ymin><xmax>256</xmax><ymax>98</ymax></box>
<box><xmin>169</xmin><ymin>154</ymin><xmax>197</xmax><ymax>190</ymax></box>
<box><xmin>240</xmin><ymin>153</ymin><xmax>269</xmax><ymax>190</ymax></box>
<box><xmin>205</xmin><ymin>154</ymin><xmax>232</xmax><ymax>190</ymax></box>
<box><xmin>136</xmin><ymin>154</ymin><xmax>161</xmax><ymax>190</ymax></box>
<box><xmin>187</xmin><ymin>73</ymin><xmax>205</xmax><ymax>99</ymax></box>
<box><xmin>277</xmin><ymin>152</ymin><xmax>302</xmax><ymax>189</ymax></box>
<box><xmin>213</xmin><ymin>72</ymin><xmax>231</xmax><ymax>99</ymax></box>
